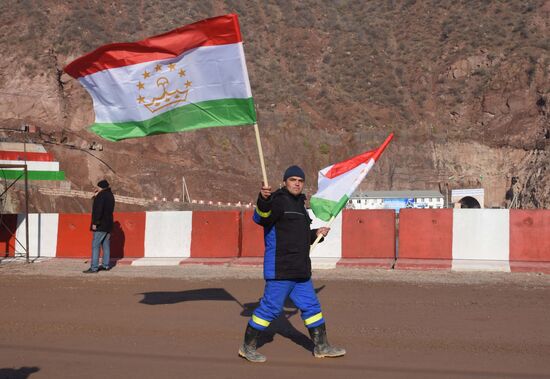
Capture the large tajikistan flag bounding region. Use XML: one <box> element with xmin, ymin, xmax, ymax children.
<box><xmin>310</xmin><ymin>133</ymin><xmax>394</xmax><ymax>222</ymax></box>
<box><xmin>64</xmin><ymin>14</ymin><xmax>256</xmax><ymax>141</ymax></box>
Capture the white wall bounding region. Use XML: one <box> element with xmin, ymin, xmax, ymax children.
<box><xmin>144</xmin><ymin>211</ymin><xmax>192</xmax><ymax>258</ymax></box>
<box><xmin>308</xmin><ymin>210</ymin><xmax>342</xmax><ymax>259</ymax></box>
<box><xmin>15</xmin><ymin>213</ymin><xmax>59</xmax><ymax>258</ymax></box>
<box><xmin>452</xmin><ymin>209</ymin><xmax>510</xmax><ymax>271</ymax></box>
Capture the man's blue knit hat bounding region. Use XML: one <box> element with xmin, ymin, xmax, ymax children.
<box><xmin>283</xmin><ymin>165</ymin><xmax>305</xmax><ymax>181</ymax></box>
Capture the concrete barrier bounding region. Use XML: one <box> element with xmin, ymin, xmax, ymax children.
<box><xmin>309</xmin><ymin>210</ymin><xmax>342</xmax><ymax>269</ymax></box>
<box><xmin>15</xmin><ymin>214</ymin><xmax>58</xmax><ymax>258</ymax></box>
<box><xmin>140</xmin><ymin>211</ymin><xmax>192</xmax><ymax>265</ymax></box>
<box><xmin>338</xmin><ymin>209</ymin><xmax>395</xmax><ymax>268</ymax></box>
<box><xmin>1</xmin><ymin>209</ymin><xmax>548</xmax><ymax>273</ymax></box>
<box><xmin>233</xmin><ymin>210</ymin><xmax>264</xmax><ymax>266</ymax></box>
<box><xmin>188</xmin><ymin>210</ymin><xmax>240</xmax><ymax>260</ymax></box>
<box><xmin>0</xmin><ymin>214</ymin><xmax>17</xmax><ymax>257</ymax></box>
<box><xmin>452</xmin><ymin>209</ymin><xmax>510</xmax><ymax>271</ymax></box>
<box><xmin>111</xmin><ymin>212</ymin><xmax>146</xmax><ymax>259</ymax></box>
<box><xmin>56</xmin><ymin>214</ymin><xmax>92</xmax><ymax>258</ymax></box>
<box><xmin>510</xmin><ymin>210</ymin><xmax>550</xmax><ymax>273</ymax></box>
<box><xmin>395</xmin><ymin>209</ymin><xmax>453</xmax><ymax>270</ymax></box>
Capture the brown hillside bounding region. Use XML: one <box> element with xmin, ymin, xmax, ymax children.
<box><xmin>0</xmin><ymin>0</ymin><xmax>548</xmax><ymax>212</ymax></box>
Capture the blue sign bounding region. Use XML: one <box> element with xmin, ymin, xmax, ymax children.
<box><xmin>383</xmin><ymin>198</ymin><xmax>413</xmax><ymax>213</ymax></box>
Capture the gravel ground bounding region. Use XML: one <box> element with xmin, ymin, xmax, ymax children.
<box><xmin>1</xmin><ymin>257</ymin><xmax>549</xmax><ymax>286</ymax></box>
<box><xmin>1</xmin><ymin>258</ymin><xmax>549</xmax><ymax>379</ymax></box>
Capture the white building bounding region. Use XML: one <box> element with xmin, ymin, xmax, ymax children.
<box><xmin>348</xmin><ymin>190</ymin><xmax>445</xmax><ymax>211</ymax></box>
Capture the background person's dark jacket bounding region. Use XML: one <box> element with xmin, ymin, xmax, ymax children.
<box><xmin>253</xmin><ymin>187</ymin><xmax>322</xmax><ymax>280</ymax></box>
<box><xmin>91</xmin><ymin>188</ymin><xmax>115</xmax><ymax>232</ymax></box>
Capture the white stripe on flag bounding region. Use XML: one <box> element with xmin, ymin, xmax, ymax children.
<box><xmin>316</xmin><ymin>160</ymin><xmax>375</xmax><ymax>202</ymax></box>
<box><xmin>80</xmin><ymin>43</ymin><xmax>252</xmax><ymax>123</ymax></box>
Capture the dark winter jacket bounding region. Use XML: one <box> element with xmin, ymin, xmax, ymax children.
<box><xmin>91</xmin><ymin>188</ymin><xmax>115</xmax><ymax>232</ymax></box>
<box><xmin>253</xmin><ymin>187</ymin><xmax>321</xmax><ymax>280</ymax></box>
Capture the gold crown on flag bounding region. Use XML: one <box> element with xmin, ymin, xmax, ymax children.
<box><xmin>137</xmin><ymin>63</ymin><xmax>192</xmax><ymax>113</ymax></box>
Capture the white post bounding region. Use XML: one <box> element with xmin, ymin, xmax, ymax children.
<box><xmin>182</xmin><ymin>176</ymin><xmax>191</xmax><ymax>203</ymax></box>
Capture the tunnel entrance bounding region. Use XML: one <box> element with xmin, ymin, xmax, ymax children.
<box><xmin>459</xmin><ymin>196</ymin><xmax>481</xmax><ymax>208</ymax></box>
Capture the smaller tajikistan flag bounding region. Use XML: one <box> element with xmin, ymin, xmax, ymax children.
<box><xmin>64</xmin><ymin>14</ymin><xmax>255</xmax><ymax>141</ymax></box>
<box><xmin>310</xmin><ymin>133</ymin><xmax>394</xmax><ymax>222</ymax></box>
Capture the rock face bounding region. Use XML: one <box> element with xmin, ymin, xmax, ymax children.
<box><xmin>0</xmin><ymin>0</ymin><xmax>548</xmax><ymax>212</ymax></box>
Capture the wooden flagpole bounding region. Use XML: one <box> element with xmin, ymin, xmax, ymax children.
<box><xmin>252</xmin><ymin>103</ymin><xmax>268</xmax><ymax>186</ymax></box>
<box><xmin>253</xmin><ymin>122</ymin><xmax>268</xmax><ymax>187</ymax></box>
<box><xmin>310</xmin><ymin>215</ymin><xmax>336</xmax><ymax>253</ymax></box>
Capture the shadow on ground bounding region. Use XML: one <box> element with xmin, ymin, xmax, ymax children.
<box><xmin>139</xmin><ymin>288</ymin><xmax>239</xmax><ymax>305</ymax></box>
<box><xmin>0</xmin><ymin>367</ymin><xmax>39</xmax><ymax>379</ymax></box>
<box><xmin>139</xmin><ymin>285</ymin><xmax>326</xmax><ymax>353</ymax></box>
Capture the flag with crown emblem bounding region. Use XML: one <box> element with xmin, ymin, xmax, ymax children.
<box><xmin>64</xmin><ymin>14</ymin><xmax>256</xmax><ymax>141</ymax></box>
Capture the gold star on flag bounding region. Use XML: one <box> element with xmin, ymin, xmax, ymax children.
<box><xmin>142</xmin><ymin>70</ymin><xmax>150</xmax><ymax>79</ymax></box>
<box><xmin>185</xmin><ymin>80</ymin><xmax>192</xmax><ymax>88</ymax></box>
<box><xmin>168</xmin><ymin>63</ymin><xmax>176</xmax><ymax>71</ymax></box>
<box><xmin>137</xmin><ymin>95</ymin><xmax>145</xmax><ymax>103</ymax></box>
<box><xmin>155</xmin><ymin>64</ymin><xmax>162</xmax><ymax>72</ymax></box>
<box><xmin>178</xmin><ymin>69</ymin><xmax>186</xmax><ymax>77</ymax></box>
<box><xmin>137</xmin><ymin>81</ymin><xmax>144</xmax><ymax>90</ymax></box>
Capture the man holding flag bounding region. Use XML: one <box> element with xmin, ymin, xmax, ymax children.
<box><xmin>239</xmin><ymin>165</ymin><xmax>346</xmax><ymax>363</ymax></box>
<box><xmin>64</xmin><ymin>11</ymin><xmax>393</xmax><ymax>363</ymax></box>
<box><xmin>241</xmin><ymin>133</ymin><xmax>393</xmax><ymax>362</ymax></box>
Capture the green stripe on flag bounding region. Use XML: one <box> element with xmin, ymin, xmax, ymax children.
<box><xmin>91</xmin><ymin>98</ymin><xmax>256</xmax><ymax>141</ymax></box>
<box><xmin>0</xmin><ymin>170</ymin><xmax>66</xmax><ymax>181</ymax></box>
<box><xmin>310</xmin><ymin>194</ymin><xmax>349</xmax><ymax>222</ymax></box>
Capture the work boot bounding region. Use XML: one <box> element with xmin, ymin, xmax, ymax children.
<box><xmin>238</xmin><ymin>324</ymin><xmax>267</xmax><ymax>363</ymax></box>
<box><xmin>308</xmin><ymin>323</ymin><xmax>346</xmax><ymax>358</ymax></box>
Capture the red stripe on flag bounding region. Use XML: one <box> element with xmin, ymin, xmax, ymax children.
<box><xmin>324</xmin><ymin>133</ymin><xmax>394</xmax><ymax>179</ymax></box>
<box><xmin>325</xmin><ymin>150</ymin><xmax>376</xmax><ymax>179</ymax></box>
<box><xmin>372</xmin><ymin>133</ymin><xmax>394</xmax><ymax>161</ymax></box>
<box><xmin>64</xmin><ymin>14</ymin><xmax>243</xmax><ymax>78</ymax></box>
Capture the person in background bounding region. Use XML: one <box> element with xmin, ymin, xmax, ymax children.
<box><xmin>83</xmin><ymin>179</ymin><xmax>115</xmax><ymax>273</ymax></box>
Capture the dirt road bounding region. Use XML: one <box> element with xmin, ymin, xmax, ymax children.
<box><xmin>1</xmin><ymin>259</ymin><xmax>549</xmax><ymax>379</ymax></box>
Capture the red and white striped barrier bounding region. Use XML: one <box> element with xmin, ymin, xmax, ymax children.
<box><xmin>1</xmin><ymin>209</ymin><xmax>549</xmax><ymax>273</ymax></box>
<box><xmin>396</xmin><ymin>209</ymin><xmax>550</xmax><ymax>273</ymax></box>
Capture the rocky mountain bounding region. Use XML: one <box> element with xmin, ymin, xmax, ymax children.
<box><xmin>0</xmin><ymin>0</ymin><xmax>548</xmax><ymax>212</ymax></box>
